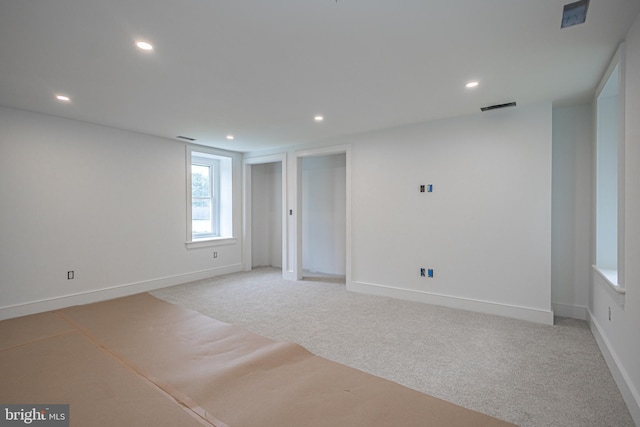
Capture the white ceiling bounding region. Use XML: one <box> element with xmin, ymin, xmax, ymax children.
<box><xmin>1</xmin><ymin>0</ymin><xmax>638</xmax><ymax>152</ymax></box>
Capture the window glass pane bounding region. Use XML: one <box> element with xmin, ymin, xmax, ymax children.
<box><xmin>192</xmin><ymin>164</ymin><xmax>211</xmax><ymax>198</ymax></box>
<box><xmin>187</xmin><ymin>148</ymin><xmax>230</xmax><ymax>241</ymax></box>
<box><xmin>596</xmin><ymin>64</ymin><xmax>619</xmax><ymax>270</ymax></box>
<box><xmin>192</xmin><ymin>199</ymin><xmax>212</xmax><ymax>234</ymax></box>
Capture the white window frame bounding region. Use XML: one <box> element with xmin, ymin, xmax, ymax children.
<box><xmin>191</xmin><ymin>156</ymin><xmax>220</xmax><ymax>239</ymax></box>
<box><xmin>593</xmin><ymin>43</ymin><xmax>626</xmax><ymax>301</ymax></box>
<box><xmin>186</xmin><ymin>145</ymin><xmax>235</xmax><ymax>249</ymax></box>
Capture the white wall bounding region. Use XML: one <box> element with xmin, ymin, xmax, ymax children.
<box><xmin>590</xmin><ymin>13</ymin><xmax>640</xmax><ymax>424</ymax></box>
<box><xmin>302</xmin><ymin>154</ymin><xmax>346</xmax><ymax>275</ymax></box>
<box><xmin>251</xmin><ymin>162</ymin><xmax>282</xmax><ymax>268</ymax></box>
<box><xmin>345</xmin><ymin>102</ymin><xmax>552</xmax><ymax>324</ymax></box>
<box><xmin>551</xmin><ymin>105</ymin><xmax>592</xmax><ymax>319</ymax></box>
<box><xmin>0</xmin><ymin>107</ymin><xmax>243</xmax><ymax>319</ymax></box>
<box><xmin>245</xmin><ymin>102</ymin><xmax>554</xmax><ymax>323</ymax></box>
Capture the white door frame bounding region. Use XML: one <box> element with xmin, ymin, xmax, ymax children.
<box><xmin>242</xmin><ymin>153</ymin><xmax>287</xmax><ymax>275</ymax></box>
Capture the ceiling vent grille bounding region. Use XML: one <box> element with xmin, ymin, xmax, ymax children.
<box><xmin>561</xmin><ymin>0</ymin><xmax>589</xmax><ymax>28</ymax></box>
<box><xmin>480</xmin><ymin>102</ymin><xmax>517</xmax><ymax>112</ymax></box>
<box><xmin>177</xmin><ymin>135</ymin><xmax>196</xmax><ymax>141</ymax></box>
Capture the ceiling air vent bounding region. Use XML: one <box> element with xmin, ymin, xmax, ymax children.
<box><xmin>561</xmin><ymin>0</ymin><xmax>589</xmax><ymax>29</ymax></box>
<box><xmin>481</xmin><ymin>102</ymin><xmax>517</xmax><ymax>112</ymax></box>
<box><xmin>176</xmin><ymin>135</ymin><xmax>196</xmax><ymax>141</ymax></box>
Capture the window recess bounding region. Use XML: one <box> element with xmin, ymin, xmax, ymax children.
<box><xmin>186</xmin><ymin>146</ymin><xmax>233</xmax><ymax>247</ymax></box>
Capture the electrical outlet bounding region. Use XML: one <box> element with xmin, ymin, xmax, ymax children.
<box><xmin>67</xmin><ymin>271</ymin><xmax>74</xmax><ymax>280</ymax></box>
<box><xmin>428</xmin><ymin>269</ymin><xmax>434</xmax><ymax>278</ymax></box>
<box><xmin>420</xmin><ymin>185</ymin><xmax>425</xmax><ymax>193</ymax></box>
<box><xmin>213</xmin><ymin>251</ymin><xmax>218</xmax><ymax>259</ymax></box>
<box><xmin>420</xmin><ymin>268</ymin><xmax>426</xmax><ymax>277</ymax></box>
<box><xmin>427</xmin><ymin>184</ymin><xmax>433</xmax><ymax>193</ymax></box>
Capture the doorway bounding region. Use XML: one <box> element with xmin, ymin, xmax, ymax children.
<box><xmin>301</xmin><ymin>154</ymin><xmax>346</xmax><ymax>277</ymax></box>
<box><xmin>251</xmin><ymin>162</ymin><xmax>283</xmax><ymax>269</ymax></box>
<box><xmin>243</xmin><ymin>154</ymin><xmax>287</xmax><ymax>275</ymax></box>
<box><xmin>295</xmin><ymin>146</ymin><xmax>351</xmax><ymax>284</ymax></box>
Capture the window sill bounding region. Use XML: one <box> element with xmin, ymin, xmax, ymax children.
<box><xmin>592</xmin><ymin>265</ymin><xmax>625</xmax><ymax>308</ymax></box>
<box><xmin>592</xmin><ymin>265</ymin><xmax>625</xmax><ymax>294</ymax></box>
<box><xmin>186</xmin><ymin>237</ymin><xmax>237</xmax><ymax>250</ymax></box>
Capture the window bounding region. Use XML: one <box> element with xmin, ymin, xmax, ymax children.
<box><xmin>191</xmin><ymin>159</ymin><xmax>219</xmax><ymax>238</ymax></box>
<box><xmin>594</xmin><ymin>44</ymin><xmax>625</xmax><ymax>293</ymax></box>
<box><xmin>186</xmin><ymin>146</ymin><xmax>234</xmax><ymax>245</ymax></box>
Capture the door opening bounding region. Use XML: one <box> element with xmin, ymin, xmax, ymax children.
<box><xmin>243</xmin><ymin>154</ymin><xmax>287</xmax><ymax>276</ymax></box>
<box><xmin>250</xmin><ymin>162</ymin><xmax>283</xmax><ymax>270</ymax></box>
<box><xmin>300</xmin><ymin>153</ymin><xmax>346</xmax><ymax>282</ymax></box>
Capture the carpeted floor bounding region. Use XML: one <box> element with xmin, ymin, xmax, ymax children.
<box><xmin>152</xmin><ymin>267</ymin><xmax>634</xmax><ymax>427</ymax></box>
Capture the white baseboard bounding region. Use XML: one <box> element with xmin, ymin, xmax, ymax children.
<box><xmin>348</xmin><ymin>280</ymin><xmax>554</xmax><ymax>325</ymax></box>
<box><xmin>0</xmin><ymin>264</ymin><xmax>242</xmax><ymax>321</ymax></box>
<box><xmin>552</xmin><ymin>303</ymin><xmax>588</xmax><ymax>320</ymax></box>
<box><xmin>282</xmin><ymin>270</ymin><xmax>298</xmax><ymax>281</ymax></box>
<box><xmin>589</xmin><ymin>311</ymin><xmax>640</xmax><ymax>426</ymax></box>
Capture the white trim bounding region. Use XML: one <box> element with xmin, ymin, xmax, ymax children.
<box><xmin>592</xmin><ymin>265</ymin><xmax>625</xmax><ymax>294</ymax></box>
<box><xmin>296</xmin><ymin>144</ymin><xmax>351</xmax><ymax>158</ymax></box>
<box><xmin>0</xmin><ymin>264</ymin><xmax>243</xmax><ymax>321</ymax></box>
<box><xmin>186</xmin><ymin>237</ymin><xmax>238</xmax><ymax>249</ymax></box>
<box><xmin>589</xmin><ymin>310</ymin><xmax>640</xmax><ymax>425</ymax></box>
<box><xmin>592</xmin><ymin>266</ymin><xmax>626</xmax><ymax>309</ymax></box>
<box><xmin>186</xmin><ymin>145</ymin><xmax>235</xmax><ymax>244</ymax></box>
<box><xmin>244</xmin><ymin>153</ymin><xmax>288</xmax><ymax>165</ymax></box>
<box><xmin>617</xmin><ymin>42</ymin><xmax>626</xmax><ymax>289</ymax></box>
<box><xmin>186</xmin><ymin>144</ymin><xmax>193</xmax><ymax>242</ymax></box>
<box><xmin>243</xmin><ymin>161</ymin><xmax>253</xmax><ymax>271</ymax></box>
<box><xmin>594</xmin><ymin>43</ymin><xmax>626</xmax><ymax>289</ymax></box>
<box><xmin>595</xmin><ymin>44</ymin><xmax>624</xmax><ymax>97</ymax></box>
<box><xmin>551</xmin><ymin>303</ymin><xmax>588</xmax><ymax>321</ymax></box>
<box><xmin>349</xmin><ymin>280</ymin><xmax>554</xmax><ymax>325</ymax></box>
<box><xmin>282</xmin><ymin>270</ymin><xmax>297</xmax><ymax>281</ymax></box>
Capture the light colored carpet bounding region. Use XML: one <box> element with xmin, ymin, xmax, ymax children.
<box><xmin>152</xmin><ymin>267</ymin><xmax>634</xmax><ymax>427</ymax></box>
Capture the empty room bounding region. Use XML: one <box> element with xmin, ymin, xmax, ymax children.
<box><xmin>1</xmin><ymin>1</ymin><xmax>640</xmax><ymax>426</ymax></box>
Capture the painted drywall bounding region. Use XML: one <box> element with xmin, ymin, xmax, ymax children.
<box><xmin>251</xmin><ymin>162</ymin><xmax>282</xmax><ymax>268</ymax></box>
<box><xmin>244</xmin><ymin>102</ymin><xmax>554</xmax><ymax>323</ymax></box>
<box><xmin>302</xmin><ymin>154</ymin><xmax>346</xmax><ymax>275</ymax></box>
<box><xmin>0</xmin><ymin>107</ymin><xmax>243</xmax><ymax>319</ymax></box>
<box><xmin>346</xmin><ymin>103</ymin><xmax>552</xmax><ymax>323</ymax></box>
<box><xmin>551</xmin><ymin>105</ymin><xmax>592</xmax><ymax>319</ymax></box>
<box><xmin>590</xmin><ymin>13</ymin><xmax>640</xmax><ymax>424</ymax></box>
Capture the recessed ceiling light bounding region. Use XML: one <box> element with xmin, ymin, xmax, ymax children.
<box><xmin>314</xmin><ymin>115</ymin><xmax>324</xmax><ymax>122</ymax></box>
<box><xmin>55</xmin><ymin>95</ymin><xmax>70</xmax><ymax>102</ymax></box>
<box><xmin>465</xmin><ymin>81</ymin><xmax>479</xmax><ymax>89</ymax></box>
<box><xmin>135</xmin><ymin>40</ymin><xmax>154</xmax><ymax>51</ymax></box>
<box><xmin>226</xmin><ymin>135</ymin><xmax>234</xmax><ymax>140</ymax></box>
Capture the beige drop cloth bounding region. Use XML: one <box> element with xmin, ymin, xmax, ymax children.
<box><xmin>1</xmin><ymin>293</ymin><xmax>518</xmax><ymax>427</ymax></box>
